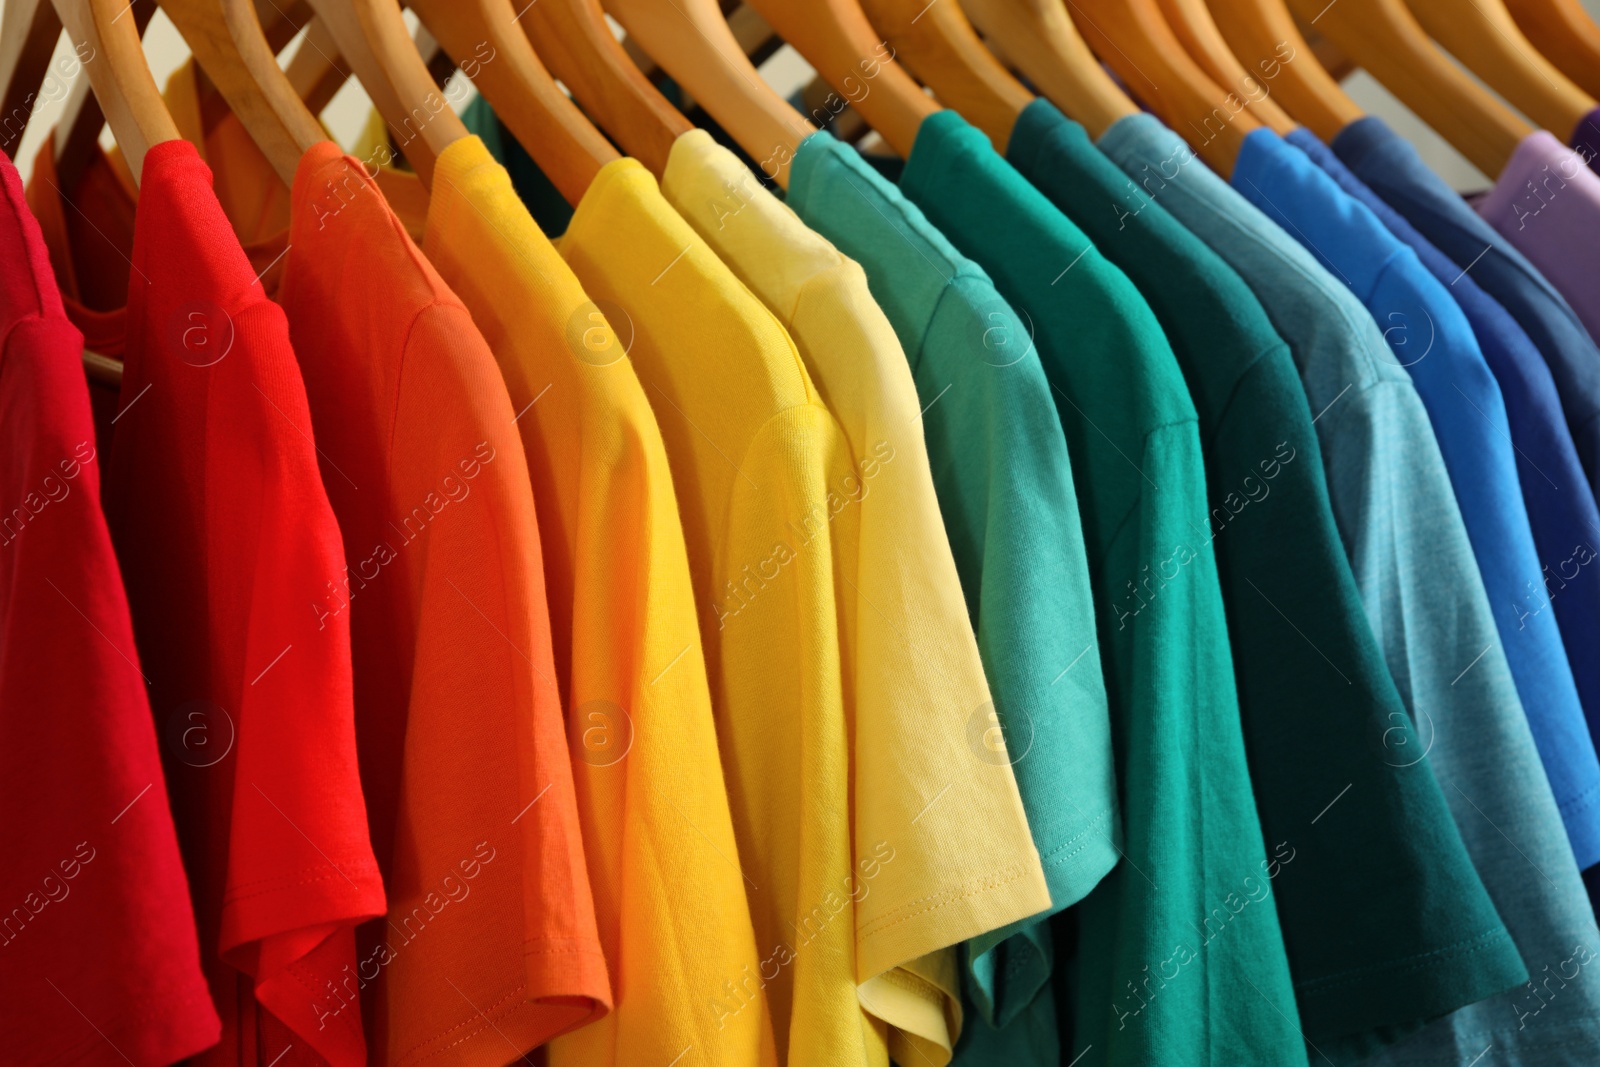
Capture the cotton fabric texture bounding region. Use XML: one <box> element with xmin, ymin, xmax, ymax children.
<box><xmin>0</xmin><ymin>147</ymin><xmax>220</xmax><ymax>1066</ymax></box>
<box><xmin>559</xmin><ymin>157</ymin><xmax>883</xmax><ymax>1065</ymax></box>
<box><xmin>420</xmin><ymin>135</ymin><xmax>775</xmax><ymax>1067</ymax></box>
<box><xmin>661</xmin><ymin>128</ymin><xmax>1052</xmax><ymax>1067</ymax></box>
<box><xmin>1100</xmin><ymin>112</ymin><xmax>1600</xmax><ymax>1067</ymax></box>
<box><xmin>1015</xmin><ymin>101</ymin><xmax>1518</xmax><ymax>1058</ymax></box>
<box><xmin>786</xmin><ymin>130</ymin><xmax>1121</xmax><ymax>1065</ymax></box>
<box><xmin>1231</xmin><ymin>127</ymin><xmax>1600</xmax><ymax>873</ymax></box>
<box><xmin>902</xmin><ymin>109</ymin><xmax>1306</xmax><ymax>1067</ymax></box>
<box><xmin>1290</xmin><ymin>128</ymin><xmax>1600</xmax><ymax>846</ymax></box>
<box><xmin>1332</xmin><ymin>116</ymin><xmax>1600</xmax><ymax>503</ymax></box>
<box><xmin>1476</xmin><ymin>131</ymin><xmax>1600</xmax><ymax>343</ymax></box>
<box><xmin>27</xmin><ymin>137</ymin><xmax>388</xmax><ymax>1065</ymax></box>
<box><xmin>278</xmin><ymin>141</ymin><xmax>608</xmax><ymax>1064</ymax></box>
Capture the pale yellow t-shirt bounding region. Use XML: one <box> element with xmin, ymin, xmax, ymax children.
<box><xmin>421</xmin><ymin>138</ymin><xmax>774</xmax><ymax>1067</ymax></box>
<box><xmin>661</xmin><ymin>130</ymin><xmax>1051</xmax><ymax>1066</ymax></box>
<box><xmin>561</xmin><ymin>158</ymin><xmax>887</xmax><ymax>1066</ymax></box>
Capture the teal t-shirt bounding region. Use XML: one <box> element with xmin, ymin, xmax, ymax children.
<box><xmin>1096</xmin><ymin>113</ymin><xmax>1600</xmax><ymax>1067</ymax></box>
<box><xmin>788</xmin><ymin>129</ymin><xmax>1122</xmax><ymax>1064</ymax></box>
<box><xmin>1009</xmin><ymin>100</ymin><xmax>1522</xmax><ymax>1062</ymax></box>
<box><xmin>898</xmin><ymin>109</ymin><xmax>1307</xmax><ymax>1067</ymax></box>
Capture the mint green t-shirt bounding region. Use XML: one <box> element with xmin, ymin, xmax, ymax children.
<box><xmin>898</xmin><ymin>109</ymin><xmax>1307</xmax><ymax>1067</ymax></box>
<box><xmin>788</xmin><ymin>129</ymin><xmax>1121</xmax><ymax>1064</ymax></box>
<box><xmin>1009</xmin><ymin>100</ymin><xmax>1523</xmax><ymax>1063</ymax></box>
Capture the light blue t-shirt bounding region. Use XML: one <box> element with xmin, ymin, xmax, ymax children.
<box><xmin>1231</xmin><ymin>127</ymin><xmax>1600</xmax><ymax>874</ymax></box>
<box><xmin>1290</xmin><ymin>130</ymin><xmax>1600</xmax><ymax>867</ymax></box>
<box><xmin>1099</xmin><ymin>112</ymin><xmax>1600</xmax><ymax>1066</ymax></box>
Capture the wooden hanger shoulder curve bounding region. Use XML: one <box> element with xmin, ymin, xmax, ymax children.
<box><xmin>603</xmin><ymin>0</ymin><xmax>810</xmax><ymax>185</ymax></box>
<box><xmin>741</xmin><ymin>0</ymin><xmax>937</xmax><ymax>160</ymax></box>
<box><xmin>0</xmin><ymin>0</ymin><xmax>65</xmax><ymax>160</ymax></box>
<box><xmin>518</xmin><ymin>0</ymin><xmax>690</xmax><ymax>179</ymax></box>
<box><xmin>1405</xmin><ymin>0</ymin><xmax>1593</xmax><ymax>140</ymax></box>
<box><xmin>1504</xmin><ymin>0</ymin><xmax>1600</xmax><ymax>100</ymax></box>
<box><xmin>961</xmin><ymin>0</ymin><xmax>1138</xmax><ymax>140</ymax></box>
<box><xmin>283</xmin><ymin>15</ymin><xmax>347</xmax><ymax>116</ymax></box>
<box><xmin>1156</xmin><ymin>0</ymin><xmax>1297</xmax><ymax>133</ymax></box>
<box><xmin>1204</xmin><ymin>0</ymin><xmax>1362</xmax><ymax>141</ymax></box>
<box><xmin>49</xmin><ymin>0</ymin><xmax>181</xmax><ymax>183</ymax></box>
<box><xmin>158</xmin><ymin>0</ymin><xmax>325</xmax><ymax>186</ymax></box>
<box><xmin>406</xmin><ymin>0</ymin><xmax>615</xmax><ymax>200</ymax></box>
<box><xmin>344</xmin><ymin>0</ymin><xmax>473</xmax><ymax>185</ymax></box>
<box><xmin>1067</xmin><ymin>0</ymin><xmax>1262</xmax><ymax>175</ymax></box>
<box><xmin>1283</xmin><ymin>0</ymin><xmax>1527</xmax><ymax>177</ymax></box>
<box><xmin>857</xmin><ymin>0</ymin><xmax>1032</xmax><ymax>150</ymax></box>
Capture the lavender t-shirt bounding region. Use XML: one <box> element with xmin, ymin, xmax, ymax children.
<box><xmin>1477</xmin><ymin>131</ymin><xmax>1600</xmax><ymax>342</ymax></box>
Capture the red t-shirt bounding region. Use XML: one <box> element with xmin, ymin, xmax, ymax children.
<box><xmin>277</xmin><ymin>140</ymin><xmax>608</xmax><ymax>1064</ymax></box>
<box><xmin>0</xmin><ymin>146</ymin><xmax>220</xmax><ymax>1066</ymax></box>
<box><xmin>27</xmin><ymin>137</ymin><xmax>386</xmax><ymax>1066</ymax></box>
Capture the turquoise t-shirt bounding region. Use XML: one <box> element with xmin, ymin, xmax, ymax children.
<box><xmin>899</xmin><ymin>109</ymin><xmax>1307</xmax><ymax>1067</ymax></box>
<box><xmin>1097</xmin><ymin>112</ymin><xmax>1600</xmax><ymax>1067</ymax></box>
<box><xmin>1009</xmin><ymin>99</ymin><xmax>1521</xmax><ymax>1063</ymax></box>
<box><xmin>787</xmin><ymin>129</ymin><xmax>1122</xmax><ymax>1064</ymax></box>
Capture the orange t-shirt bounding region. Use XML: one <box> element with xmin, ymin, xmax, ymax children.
<box><xmin>422</xmin><ymin>136</ymin><xmax>775</xmax><ymax>1066</ymax></box>
<box><xmin>277</xmin><ymin>141</ymin><xmax>608</xmax><ymax>1064</ymax></box>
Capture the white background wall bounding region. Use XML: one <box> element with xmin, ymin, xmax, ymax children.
<box><xmin>4</xmin><ymin>0</ymin><xmax>1599</xmax><ymax>191</ymax></box>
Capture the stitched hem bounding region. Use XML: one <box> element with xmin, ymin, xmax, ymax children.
<box><xmin>1296</xmin><ymin>925</ymin><xmax>1518</xmax><ymax>994</ymax></box>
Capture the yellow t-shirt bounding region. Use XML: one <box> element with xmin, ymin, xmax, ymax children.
<box><xmin>660</xmin><ymin>130</ymin><xmax>1051</xmax><ymax>1066</ymax></box>
<box><xmin>561</xmin><ymin>158</ymin><xmax>885</xmax><ymax>1065</ymax></box>
<box><xmin>421</xmin><ymin>138</ymin><xmax>774</xmax><ymax>1067</ymax></box>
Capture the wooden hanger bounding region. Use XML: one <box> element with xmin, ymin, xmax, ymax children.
<box><xmin>855</xmin><ymin>0</ymin><xmax>1031</xmax><ymax>150</ymax></box>
<box><xmin>1281</xmin><ymin>0</ymin><xmax>1528</xmax><ymax>177</ymax></box>
<box><xmin>739</xmin><ymin>0</ymin><xmax>937</xmax><ymax>160</ymax></box>
<box><xmin>1067</xmin><ymin>0</ymin><xmax>1262</xmax><ymax>175</ymax></box>
<box><xmin>1504</xmin><ymin>0</ymin><xmax>1600</xmax><ymax>100</ymax></box>
<box><xmin>961</xmin><ymin>0</ymin><xmax>1138</xmax><ymax>139</ymax></box>
<box><xmin>1204</xmin><ymin>0</ymin><xmax>1362</xmax><ymax>141</ymax></box>
<box><xmin>517</xmin><ymin>0</ymin><xmax>691</xmax><ymax>179</ymax></box>
<box><xmin>156</xmin><ymin>0</ymin><xmax>325</xmax><ymax>185</ymax></box>
<box><xmin>0</xmin><ymin>0</ymin><xmax>64</xmax><ymax>159</ymax></box>
<box><xmin>405</xmin><ymin>0</ymin><xmax>617</xmax><ymax>201</ymax></box>
<box><xmin>602</xmin><ymin>0</ymin><xmax>811</xmax><ymax>185</ymax></box>
<box><xmin>284</xmin><ymin>15</ymin><xmax>348</xmax><ymax>116</ymax></box>
<box><xmin>0</xmin><ymin>0</ymin><xmax>156</xmax><ymax>186</ymax></box>
<box><xmin>1155</xmin><ymin>0</ymin><xmax>1297</xmax><ymax>133</ymax></box>
<box><xmin>290</xmin><ymin>0</ymin><xmax>457</xmax><ymax>187</ymax></box>
<box><xmin>1404</xmin><ymin>0</ymin><xmax>1593</xmax><ymax>140</ymax></box>
<box><xmin>48</xmin><ymin>0</ymin><xmax>182</xmax><ymax>182</ymax></box>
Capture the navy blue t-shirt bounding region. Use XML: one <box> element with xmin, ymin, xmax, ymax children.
<box><xmin>1332</xmin><ymin>116</ymin><xmax>1600</xmax><ymax>497</ymax></box>
<box><xmin>1291</xmin><ymin>127</ymin><xmax>1600</xmax><ymax>789</ymax></box>
<box><xmin>1234</xmin><ymin>127</ymin><xmax>1600</xmax><ymax>871</ymax></box>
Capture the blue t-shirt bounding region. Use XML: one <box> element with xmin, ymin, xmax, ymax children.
<box><xmin>1333</xmin><ymin>116</ymin><xmax>1600</xmax><ymax>498</ymax></box>
<box><xmin>1290</xmin><ymin>127</ymin><xmax>1600</xmax><ymax>824</ymax></box>
<box><xmin>1233</xmin><ymin>127</ymin><xmax>1600</xmax><ymax>872</ymax></box>
<box><xmin>1099</xmin><ymin>112</ymin><xmax>1600</xmax><ymax>1067</ymax></box>
<box><xmin>1015</xmin><ymin>102</ymin><xmax>1518</xmax><ymax>1058</ymax></box>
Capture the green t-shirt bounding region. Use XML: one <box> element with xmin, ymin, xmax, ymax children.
<box><xmin>899</xmin><ymin>109</ymin><xmax>1307</xmax><ymax>1067</ymax></box>
<box><xmin>787</xmin><ymin>130</ymin><xmax>1121</xmax><ymax>1063</ymax></box>
<box><xmin>1007</xmin><ymin>100</ymin><xmax>1523</xmax><ymax>1062</ymax></box>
